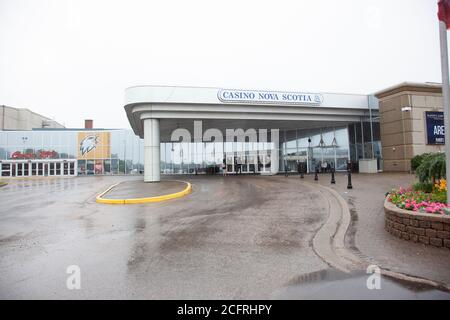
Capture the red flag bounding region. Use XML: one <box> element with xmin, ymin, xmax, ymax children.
<box><xmin>438</xmin><ymin>0</ymin><xmax>450</xmax><ymax>29</ymax></box>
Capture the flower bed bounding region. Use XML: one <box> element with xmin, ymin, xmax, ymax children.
<box><xmin>385</xmin><ymin>179</ymin><xmax>450</xmax><ymax>248</ymax></box>
<box><xmin>384</xmin><ymin>198</ymin><xmax>450</xmax><ymax>248</ymax></box>
<box><xmin>385</xmin><ymin>154</ymin><xmax>450</xmax><ymax>247</ymax></box>
<box><xmin>387</xmin><ymin>184</ymin><xmax>450</xmax><ymax>216</ymax></box>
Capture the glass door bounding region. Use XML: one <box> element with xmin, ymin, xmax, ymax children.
<box><xmin>43</xmin><ymin>163</ymin><xmax>49</xmax><ymax>176</ymax></box>
<box><xmin>16</xmin><ymin>163</ymin><xmax>24</xmax><ymax>176</ymax></box>
<box><xmin>1</xmin><ymin>163</ymin><xmax>11</xmax><ymax>177</ymax></box>
<box><xmin>49</xmin><ymin>162</ymin><xmax>55</xmax><ymax>176</ymax></box>
<box><xmin>311</xmin><ymin>147</ymin><xmax>336</xmax><ymax>173</ymax></box>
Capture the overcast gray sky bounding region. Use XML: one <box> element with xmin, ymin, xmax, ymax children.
<box><xmin>0</xmin><ymin>0</ymin><xmax>445</xmax><ymax>129</ymax></box>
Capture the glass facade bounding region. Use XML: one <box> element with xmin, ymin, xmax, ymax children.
<box><xmin>160</xmin><ymin>140</ymin><xmax>276</xmax><ymax>174</ymax></box>
<box><xmin>280</xmin><ymin>126</ymin><xmax>351</xmax><ymax>173</ymax></box>
<box><xmin>0</xmin><ymin>129</ymin><xmax>144</xmax><ymax>175</ymax></box>
<box><xmin>348</xmin><ymin>121</ymin><xmax>382</xmax><ymax>171</ymax></box>
<box><xmin>159</xmin><ymin>125</ymin><xmax>367</xmax><ymax>174</ymax></box>
<box><xmin>0</xmin><ymin>122</ymin><xmax>381</xmax><ymax>175</ymax></box>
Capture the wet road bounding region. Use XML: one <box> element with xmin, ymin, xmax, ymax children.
<box><xmin>0</xmin><ymin>175</ymin><xmax>449</xmax><ymax>299</ymax></box>
<box><xmin>0</xmin><ymin>175</ymin><xmax>329</xmax><ymax>299</ymax></box>
<box><xmin>276</xmin><ymin>269</ymin><xmax>450</xmax><ymax>299</ymax></box>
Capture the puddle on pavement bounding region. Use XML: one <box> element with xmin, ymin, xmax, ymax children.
<box><xmin>276</xmin><ymin>269</ymin><xmax>450</xmax><ymax>300</ymax></box>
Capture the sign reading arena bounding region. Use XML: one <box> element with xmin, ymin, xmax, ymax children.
<box><xmin>218</xmin><ymin>89</ymin><xmax>324</xmax><ymax>106</ymax></box>
<box><xmin>425</xmin><ymin>111</ymin><xmax>445</xmax><ymax>145</ymax></box>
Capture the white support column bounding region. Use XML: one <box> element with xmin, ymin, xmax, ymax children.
<box><xmin>144</xmin><ymin>118</ymin><xmax>160</xmax><ymax>182</ymax></box>
<box><xmin>270</xmin><ymin>129</ymin><xmax>279</xmax><ymax>175</ymax></box>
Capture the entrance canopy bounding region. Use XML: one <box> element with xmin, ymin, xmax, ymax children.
<box><xmin>124</xmin><ymin>86</ymin><xmax>379</xmax><ymax>182</ymax></box>
<box><xmin>125</xmin><ymin>86</ymin><xmax>379</xmax><ymax>141</ymax></box>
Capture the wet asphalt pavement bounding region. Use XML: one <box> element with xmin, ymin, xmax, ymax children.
<box><xmin>275</xmin><ymin>269</ymin><xmax>450</xmax><ymax>300</ymax></box>
<box><xmin>0</xmin><ymin>175</ymin><xmax>329</xmax><ymax>299</ymax></box>
<box><xmin>0</xmin><ymin>175</ymin><xmax>449</xmax><ymax>299</ymax></box>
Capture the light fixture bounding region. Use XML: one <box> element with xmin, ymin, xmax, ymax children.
<box><xmin>331</xmin><ymin>137</ymin><xmax>338</xmax><ymax>147</ymax></box>
<box><xmin>401</xmin><ymin>106</ymin><xmax>412</xmax><ymax>112</ymax></box>
<box><xmin>318</xmin><ymin>133</ymin><xmax>325</xmax><ymax>148</ymax></box>
<box><xmin>331</xmin><ymin>128</ymin><xmax>338</xmax><ymax>147</ymax></box>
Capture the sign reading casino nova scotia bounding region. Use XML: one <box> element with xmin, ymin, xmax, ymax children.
<box><xmin>218</xmin><ymin>89</ymin><xmax>323</xmax><ymax>106</ymax></box>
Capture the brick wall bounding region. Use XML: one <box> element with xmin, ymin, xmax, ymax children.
<box><xmin>384</xmin><ymin>199</ymin><xmax>450</xmax><ymax>248</ymax></box>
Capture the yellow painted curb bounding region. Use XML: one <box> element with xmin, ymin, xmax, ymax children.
<box><xmin>96</xmin><ymin>181</ymin><xmax>192</xmax><ymax>204</ymax></box>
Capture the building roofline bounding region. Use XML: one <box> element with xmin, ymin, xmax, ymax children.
<box><xmin>124</xmin><ymin>84</ymin><xmax>373</xmax><ymax>98</ymax></box>
<box><xmin>373</xmin><ymin>82</ymin><xmax>443</xmax><ymax>99</ymax></box>
<box><xmin>1</xmin><ymin>105</ymin><xmax>65</xmax><ymax>128</ymax></box>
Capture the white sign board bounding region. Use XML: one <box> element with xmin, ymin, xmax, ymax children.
<box><xmin>218</xmin><ymin>89</ymin><xmax>323</xmax><ymax>106</ymax></box>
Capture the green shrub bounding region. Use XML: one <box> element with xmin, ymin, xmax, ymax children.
<box><xmin>412</xmin><ymin>182</ymin><xmax>433</xmax><ymax>193</ymax></box>
<box><xmin>416</xmin><ymin>152</ymin><xmax>446</xmax><ymax>183</ymax></box>
<box><xmin>411</xmin><ymin>153</ymin><xmax>430</xmax><ymax>171</ymax></box>
<box><xmin>430</xmin><ymin>190</ymin><xmax>447</xmax><ymax>204</ymax></box>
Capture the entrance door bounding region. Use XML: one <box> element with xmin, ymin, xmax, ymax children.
<box><xmin>64</xmin><ymin>162</ymin><xmax>70</xmax><ymax>175</ymax></box>
<box><xmin>258</xmin><ymin>154</ymin><xmax>271</xmax><ymax>173</ymax></box>
<box><xmin>56</xmin><ymin>162</ymin><xmax>62</xmax><ymax>175</ymax></box>
<box><xmin>49</xmin><ymin>163</ymin><xmax>55</xmax><ymax>176</ymax></box>
<box><xmin>248</xmin><ymin>154</ymin><xmax>257</xmax><ymax>173</ymax></box>
<box><xmin>237</xmin><ymin>156</ymin><xmax>246</xmax><ymax>173</ymax></box>
<box><xmin>311</xmin><ymin>147</ymin><xmax>336</xmax><ymax>173</ymax></box>
<box><xmin>16</xmin><ymin>163</ymin><xmax>24</xmax><ymax>176</ymax></box>
<box><xmin>1</xmin><ymin>163</ymin><xmax>11</xmax><ymax>177</ymax></box>
<box><xmin>226</xmin><ymin>154</ymin><xmax>234</xmax><ymax>173</ymax></box>
<box><xmin>37</xmin><ymin>163</ymin><xmax>43</xmax><ymax>176</ymax></box>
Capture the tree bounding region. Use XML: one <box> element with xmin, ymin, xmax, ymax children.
<box><xmin>416</xmin><ymin>153</ymin><xmax>446</xmax><ymax>184</ymax></box>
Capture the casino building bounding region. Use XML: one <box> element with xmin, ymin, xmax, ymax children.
<box><xmin>0</xmin><ymin>82</ymin><xmax>446</xmax><ymax>180</ymax></box>
<box><xmin>125</xmin><ymin>85</ymin><xmax>381</xmax><ymax>182</ymax></box>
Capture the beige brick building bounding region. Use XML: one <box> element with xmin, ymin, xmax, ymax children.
<box><xmin>0</xmin><ymin>105</ymin><xmax>64</xmax><ymax>130</ymax></box>
<box><xmin>375</xmin><ymin>82</ymin><xmax>445</xmax><ymax>172</ymax></box>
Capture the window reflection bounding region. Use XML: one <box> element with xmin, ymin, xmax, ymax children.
<box><xmin>0</xmin><ymin>129</ymin><xmax>144</xmax><ymax>175</ymax></box>
<box><xmin>0</xmin><ymin>122</ymin><xmax>381</xmax><ymax>175</ymax></box>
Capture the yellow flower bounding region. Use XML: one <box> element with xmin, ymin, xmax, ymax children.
<box><xmin>437</xmin><ymin>179</ymin><xmax>447</xmax><ymax>192</ymax></box>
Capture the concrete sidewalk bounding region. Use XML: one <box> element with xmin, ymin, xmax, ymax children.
<box><xmin>308</xmin><ymin>171</ymin><xmax>450</xmax><ymax>285</ymax></box>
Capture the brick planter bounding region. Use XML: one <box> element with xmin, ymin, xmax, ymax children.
<box><xmin>384</xmin><ymin>198</ymin><xmax>450</xmax><ymax>249</ymax></box>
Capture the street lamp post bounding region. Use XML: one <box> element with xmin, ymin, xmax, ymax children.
<box><xmin>439</xmin><ymin>18</ymin><xmax>450</xmax><ymax>205</ymax></box>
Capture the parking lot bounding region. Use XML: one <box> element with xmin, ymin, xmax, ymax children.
<box><xmin>1</xmin><ymin>174</ymin><xmax>449</xmax><ymax>299</ymax></box>
<box><xmin>0</xmin><ymin>175</ymin><xmax>331</xmax><ymax>299</ymax></box>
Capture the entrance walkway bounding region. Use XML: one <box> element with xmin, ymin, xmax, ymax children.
<box><xmin>311</xmin><ymin>172</ymin><xmax>450</xmax><ymax>285</ymax></box>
